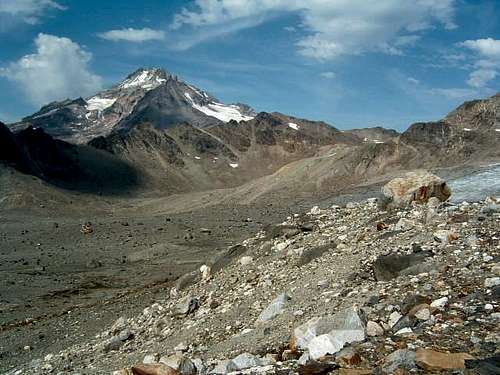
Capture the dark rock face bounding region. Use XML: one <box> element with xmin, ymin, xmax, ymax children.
<box><xmin>0</xmin><ymin>122</ymin><xmax>26</xmax><ymax>170</ymax></box>
<box><xmin>400</xmin><ymin>121</ymin><xmax>452</xmax><ymax>146</ymax></box>
<box><xmin>90</xmin><ymin>124</ymin><xmax>185</xmax><ymax>167</ymax></box>
<box><xmin>0</xmin><ymin>123</ymin><xmax>139</xmax><ymax>194</ymax></box>
<box><xmin>0</xmin><ymin>124</ymin><xmax>79</xmax><ymax>179</ymax></box>
<box><xmin>117</xmin><ymin>79</ymin><xmax>222</xmax><ymax>131</ymax></box>
<box><xmin>347</xmin><ymin>126</ymin><xmax>400</xmax><ymax>143</ymax></box>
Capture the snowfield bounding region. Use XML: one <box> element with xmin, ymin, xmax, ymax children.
<box><xmin>288</xmin><ymin>122</ymin><xmax>299</xmax><ymax>130</ymax></box>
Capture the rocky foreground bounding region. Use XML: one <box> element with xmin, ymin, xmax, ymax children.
<box><xmin>5</xmin><ymin>172</ymin><xmax>500</xmax><ymax>374</ymax></box>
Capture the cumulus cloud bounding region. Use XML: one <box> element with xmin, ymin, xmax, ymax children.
<box><xmin>98</xmin><ymin>28</ymin><xmax>165</xmax><ymax>42</ymax></box>
<box><xmin>0</xmin><ymin>0</ymin><xmax>65</xmax><ymax>25</ymax></box>
<box><xmin>170</xmin><ymin>0</ymin><xmax>457</xmax><ymax>60</ymax></box>
<box><xmin>460</xmin><ymin>38</ymin><xmax>500</xmax><ymax>88</ymax></box>
<box><xmin>0</xmin><ymin>33</ymin><xmax>102</xmax><ymax>106</ymax></box>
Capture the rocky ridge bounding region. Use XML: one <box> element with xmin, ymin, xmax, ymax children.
<box><xmin>7</xmin><ymin>174</ymin><xmax>500</xmax><ymax>374</ymax></box>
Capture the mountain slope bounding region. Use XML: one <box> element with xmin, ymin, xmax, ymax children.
<box><xmin>89</xmin><ymin>112</ymin><xmax>361</xmax><ymax>192</ymax></box>
<box><xmin>0</xmin><ymin>122</ymin><xmax>138</xmax><ymax>194</ymax></box>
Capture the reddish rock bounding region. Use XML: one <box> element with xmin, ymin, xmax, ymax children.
<box><xmin>382</xmin><ymin>170</ymin><xmax>451</xmax><ymax>208</ymax></box>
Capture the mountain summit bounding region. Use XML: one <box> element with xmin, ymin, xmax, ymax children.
<box><xmin>9</xmin><ymin>68</ymin><xmax>256</xmax><ymax>144</ymax></box>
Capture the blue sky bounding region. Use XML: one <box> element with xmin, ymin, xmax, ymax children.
<box><xmin>0</xmin><ymin>0</ymin><xmax>499</xmax><ymax>130</ymax></box>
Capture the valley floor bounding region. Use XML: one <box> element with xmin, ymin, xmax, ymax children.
<box><xmin>0</xmin><ymin>163</ymin><xmax>499</xmax><ymax>373</ymax></box>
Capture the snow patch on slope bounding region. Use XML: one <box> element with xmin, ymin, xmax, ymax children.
<box><xmin>288</xmin><ymin>122</ymin><xmax>299</xmax><ymax>130</ymax></box>
<box><xmin>184</xmin><ymin>92</ymin><xmax>254</xmax><ymax>123</ymax></box>
<box><xmin>86</xmin><ymin>97</ymin><xmax>116</xmax><ymax>111</ymax></box>
<box><xmin>32</xmin><ymin>108</ymin><xmax>59</xmax><ymax>119</ymax></box>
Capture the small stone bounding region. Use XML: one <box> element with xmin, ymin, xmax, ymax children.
<box><xmin>484</xmin><ymin>277</ymin><xmax>500</xmax><ymax>288</ymax></box>
<box><xmin>281</xmin><ymin>350</ymin><xmax>299</xmax><ymax>361</ymax></box>
<box><xmin>366</xmin><ymin>321</ymin><xmax>384</xmax><ymax>337</ymax></box>
<box><xmin>395</xmin><ymin>327</ymin><xmax>413</xmax><ymax>335</ymax></box>
<box><xmin>336</xmin><ymin>347</ymin><xmax>362</xmax><ymax>366</ymax></box>
<box><xmin>143</xmin><ymin>354</ymin><xmax>158</xmax><ymax>364</ymax></box>
<box><xmin>411</xmin><ymin>305</ymin><xmax>431</xmax><ymax>320</ymax></box>
<box><xmin>430</xmin><ymin>297</ymin><xmax>448</xmax><ymax>310</ymax></box>
<box><xmin>257</xmin><ymin>293</ymin><xmax>291</xmax><ymax>322</ymax></box>
<box><xmin>388</xmin><ymin>311</ymin><xmax>403</xmax><ymax>328</ymax></box>
<box><xmin>433</xmin><ymin>230</ymin><xmax>459</xmax><ymax>244</ymax></box>
<box><xmin>173</xmin><ymin>295</ymin><xmax>199</xmax><ymax>317</ymax></box>
<box><xmin>309</xmin><ymin>206</ymin><xmax>322</xmax><ymax>215</ymax></box>
<box><xmin>239</xmin><ymin>256</ymin><xmax>253</xmax><ymax>266</ymax></box>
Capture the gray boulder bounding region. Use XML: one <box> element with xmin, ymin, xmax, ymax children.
<box><xmin>160</xmin><ymin>354</ymin><xmax>196</xmax><ymax>375</ymax></box>
<box><xmin>373</xmin><ymin>251</ymin><xmax>433</xmax><ymax>281</ymax></box>
<box><xmin>382</xmin><ymin>349</ymin><xmax>417</xmax><ymax>374</ymax></box>
<box><xmin>292</xmin><ymin>306</ymin><xmax>366</xmax><ymax>360</ymax></box>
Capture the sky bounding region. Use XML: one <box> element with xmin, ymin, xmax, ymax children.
<box><xmin>0</xmin><ymin>0</ymin><xmax>499</xmax><ymax>131</ymax></box>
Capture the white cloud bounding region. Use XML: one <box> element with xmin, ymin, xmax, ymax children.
<box><xmin>98</xmin><ymin>28</ymin><xmax>165</xmax><ymax>42</ymax></box>
<box><xmin>0</xmin><ymin>0</ymin><xmax>65</xmax><ymax>24</ymax></box>
<box><xmin>171</xmin><ymin>0</ymin><xmax>457</xmax><ymax>60</ymax></box>
<box><xmin>320</xmin><ymin>71</ymin><xmax>336</xmax><ymax>79</ymax></box>
<box><xmin>467</xmin><ymin>68</ymin><xmax>497</xmax><ymax>88</ymax></box>
<box><xmin>460</xmin><ymin>38</ymin><xmax>500</xmax><ymax>88</ymax></box>
<box><xmin>407</xmin><ymin>77</ymin><xmax>420</xmax><ymax>85</ymax></box>
<box><xmin>429</xmin><ymin>87</ymin><xmax>477</xmax><ymax>99</ymax></box>
<box><xmin>0</xmin><ymin>33</ymin><xmax>102</xmax><ymax>106</ymax></box>
<box><xmin>460</xmin><ymin>38</ymin><xmax>500</xmax><ymax>60</ymax></box>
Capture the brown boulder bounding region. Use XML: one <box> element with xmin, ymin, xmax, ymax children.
<box><xmin>415</xmin><ymin>349</ymin><xmax>474</xmax><ymax>371</ymax></box>
<box><xmin>130</xmin><ymin>364</ymin><xmax>181</xmax><ymax>375</ymax></box>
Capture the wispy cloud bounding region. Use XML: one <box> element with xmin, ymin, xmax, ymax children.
<box><xmin>0</xmin><ymin>33</ymin><xmax>102</xmax><ymax>106</ymax></box>
<box><xmin>98</xmin><ymin>28</ymin><xmax>165</xmax><ymax>43</ymax></box>
<box><xmin>170</xmin><ymin>0</ymin><xmax>457</xmax><ymax>60</ymax></box>
<box><xmin>428</xmin><ymin>87</ymin><xmax>478</xmax><ymax>99</ymax></box>
<box><xmin>320</xmin><ymin>71</ymin><xmax>336</xmax><ymax>79</ymax></box>
<box><xmin>0</xmin><ymin>0</ymin><xmax>65</xmax><ymax>26</ymax></box>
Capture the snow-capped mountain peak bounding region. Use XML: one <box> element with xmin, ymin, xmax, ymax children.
<box><xmin>10</xmin><ymin>67</ymin><xmax>256</xmax><ymax>143</ymax></box>
<box><xmin>118</xmin><ymin>67</ymin><xmax>169</xmax><ymax>90</ymax></box>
